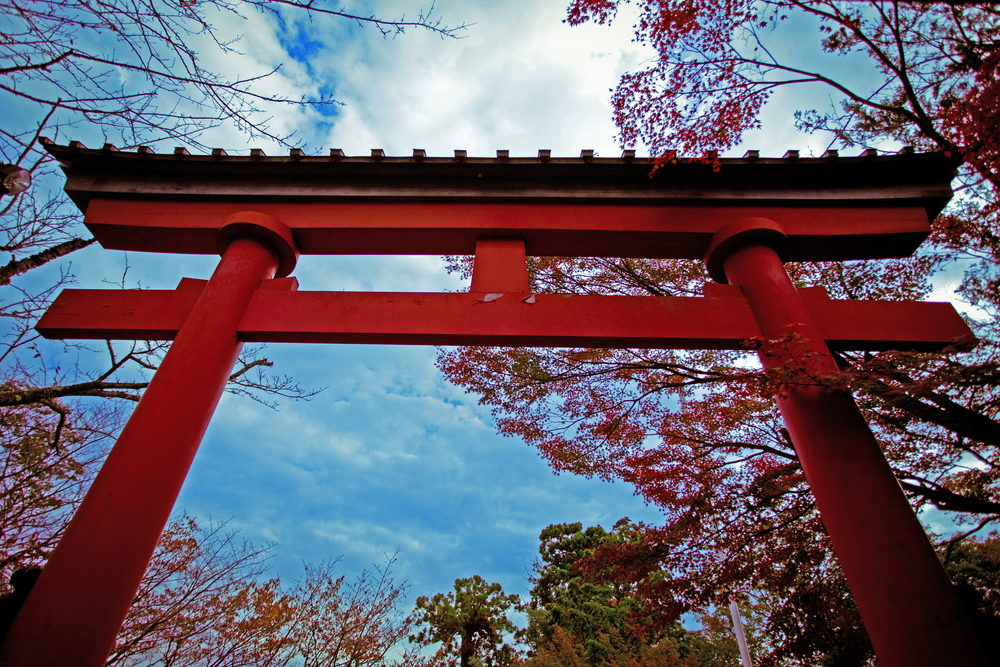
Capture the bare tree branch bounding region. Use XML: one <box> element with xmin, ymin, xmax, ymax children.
<box><xmin>0</xmin><ymin>237</ymin><xmax>95</xmax><ymax>286</ymax></box>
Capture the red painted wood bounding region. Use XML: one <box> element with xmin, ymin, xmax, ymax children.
<box><xmin>82</xmin><ymin>199</ymin><xmax>932</xmax><ymax>261</ymax></box>
<box><xmin>470</xmin><ymin>239</ymin><xmax>531</xmax><ymax>293</ymax></box>
<box><xmin>721</xmin><ymin>240</ymin><xmax>991</xmax><ymax>667</ymax></box>
<box><xmin>35</xmin><ymin>287</ymin><xmax>975</xmax><ymax>351</ymax></box>
<box><xmin>250</xmin><ymin>292</ymin><xmax>754</xmax><ymax>348</ymax></box>
<box><xmin>36</xmin><ymin>288</ymin><xmax>203</xmax><ymax>339</ymax></box>
<box><xmin>0</xmin><ymin>237</ymin><xmax>281</xmax><ymax>667</ymax></box>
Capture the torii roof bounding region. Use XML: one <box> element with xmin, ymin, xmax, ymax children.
<box><xmin>42</xmin><ymin>140</ymin><xmax>958</xmax><ymax>261</ymax></box>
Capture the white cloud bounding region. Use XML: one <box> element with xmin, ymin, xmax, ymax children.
<box><xmin>285</xmin><ymin>0</ymin><xmax>654</xmax><ymax>157</ymax></box>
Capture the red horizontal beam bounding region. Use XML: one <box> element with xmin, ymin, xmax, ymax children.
<box><xmin>83</xmin><ymin>199</ymin><xmax>931</xmax><ymax>262</ymax></box>
<box><xmin>37</xmin><ymin>287</ymin><xmax>975</xmax><ymax>352</ymax></box>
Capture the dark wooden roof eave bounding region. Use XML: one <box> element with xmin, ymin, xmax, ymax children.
<box><xmin>42</xmin><ymin>140</ymin><xmax>959</xmax><ymax>220</ymax></box>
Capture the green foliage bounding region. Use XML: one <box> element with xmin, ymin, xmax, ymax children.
<box><xmin>520</xmin><ymin>522</ymin><xmax>738</xmax><ymax>667</ymax></box>
<box><xmin>943</xmin><ymin>532</ymin><xmax>1000</xmax><ymax>653</ymax></box>
<box><xmin>523</xmin><ymin>522</ymin><xmax>643</xmax><ymax>666</ymax></box>
<box><xmin>946</xmin><ymin>533</ymin><xmax>1000</xmax><ymax>619</ymax></box>
<box><xmin>410</xmin><ymin>575</ymin><xmax>520</xmax><ymax>667</ymax></box>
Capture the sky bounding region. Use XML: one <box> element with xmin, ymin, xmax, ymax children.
<box><xmin>17</xmin><ymin>0</ymin><xmax>967</xmax><ymax>641</ymax></box>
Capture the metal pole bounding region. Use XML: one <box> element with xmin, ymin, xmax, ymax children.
<box><xmin>707</xmin><ymin>219</ymin><xmax>990</xmax><ymax>667</ymax></box>
<box><xmin>728</xmin><ymin>599</ymin><xmax>752</xmax><ymax>667</ymax></box>
<box><xmin>0</xmin><ymin>214</ymin><xmax>297</xmax><ymax>667</ymax></box>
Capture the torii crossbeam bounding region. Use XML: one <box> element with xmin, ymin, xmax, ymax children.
<box><xmin>1</xmin><ymin>143</ymin><xmax>991</xmax><ymax>667</ymax></box>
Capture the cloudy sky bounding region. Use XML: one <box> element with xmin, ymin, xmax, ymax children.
<box><xmin>29</xmin><ymin>0</ymin><xmax>951</xmax><ymax>636</ymax></box>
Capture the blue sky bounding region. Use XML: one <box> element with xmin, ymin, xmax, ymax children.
<box><xmin>17</xmin><ymin>0</ymin><xmax>967</xmax><ymax>638</ymax></box>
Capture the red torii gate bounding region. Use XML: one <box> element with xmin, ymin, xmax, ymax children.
<box><xmin>0</xmin><ymin>142</ymin><xmax>991</xmax><ymax>666</ymax></box>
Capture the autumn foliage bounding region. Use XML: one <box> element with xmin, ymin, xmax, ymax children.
<box><xmin>104</xmin><ymin>517</ymin><xmax>418</xmax><ymax>667</ymax></box>
<box><xmin>567</xmin><ymin>0</ymin><xmax>773</xmax><ymax>163</ymax></box>
<box><xmin>438</xmin><ymin>2</ymin><xmax>1000</xmax><ymax>664</ymax></box>
<box><xmin>565</xmin><ymin>1</ymin><xmax>999</xmax><ymax>183</ymax></box>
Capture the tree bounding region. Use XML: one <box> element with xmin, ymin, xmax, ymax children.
<box><xmin>289</xmin><ymin>553</ymin><xmax>418</xmax><ymax>667</ymax></box>
<box><xmin>564</xmin><ymin>1</ymin><xmax>997</xmax><ymax>181</ymax></box>
<box><xmin>0</xmin><ymin>0</ymin><xmax>467</xmax><ymax>425</ymax></box>
<box><xmin>109</xmin><ymin>515</ymin><xmax>297</xmax><ymax>667</ymax></box>
<box><xmin>521</xmin><ymin>522</ymin><xmax>736</xmax><ymax>667</ymax></box>
<box><xmin>410</xmin><ymin>576</ymin><xmax>520</xmax><ymax>667</ymax></box>
<box><xmin>438</xmin><ymin>2</ymin><xmax>1000</xmax><ymax>664</ymax></box>
<box><xmin>523</xmin><ymin>522</ymin><xmax>648</xmax><ymax>666</ymax></box>
<box><xmin>437</xmin><ymin>259</ymin><xmax>969</xmax><ymax>663</ymax></box>
<box><xmin>1</xmin><ymin>0</ymin><xmax>464</xmax><ymax>152</ymax></box>
<box><xmin>0</xmin><ymin>398</ymin><xmax>120</xmax><ymax>576</ymax></box>
<box><xmin>106</xmin><ymin>515</ymin><xmax>418</xmax><ymax>667</ymax></box>
<box><xmin>943</xmin><ymin>531</ymin><xmax>1000</xmax><ymax>650</ymax></box>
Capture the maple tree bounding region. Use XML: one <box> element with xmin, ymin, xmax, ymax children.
<box><xmin>438</xmin><ymin>2</ymin><xmax>1000</xmax><ymax>664</ymax></box>
<box><xmin>410</xmin><ymin>575</ymin><xmax>520</xmax><ymax>667</ymax></box>
<box><xmin>105</xmin><ymin>516</ymin><xmax>418</xmax><ymax>667</ymax></box>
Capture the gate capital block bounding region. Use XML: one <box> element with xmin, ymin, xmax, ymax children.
<box><xmin>704</xmin><ymin>217</ymin><xmax>789</xmax><ymax>284</ymax></box>
<box><xmin>216</xmin><ymin>211</ymin><xmax>299</xmax><ymax>278</ymax></box>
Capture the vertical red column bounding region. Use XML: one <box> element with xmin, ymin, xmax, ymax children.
<box><xmin>0</xmin><ymin>212</ymin><xmax>298</xmax><ymax>667</ymax></box>
<box><xmin>704</xmin><ymin>219</ymin><xmax>990</xmax><ymax>667</ymax></box>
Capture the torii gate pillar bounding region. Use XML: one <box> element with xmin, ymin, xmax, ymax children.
<box><xmin>706</xmin><ymin>219</ymin><xmax>991</xmax><ymax>665</ymax></box>
<box><xmin>0</xmin><ymin>214</ymin><xmax>298</xmax><ymax>667</ymax></box>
